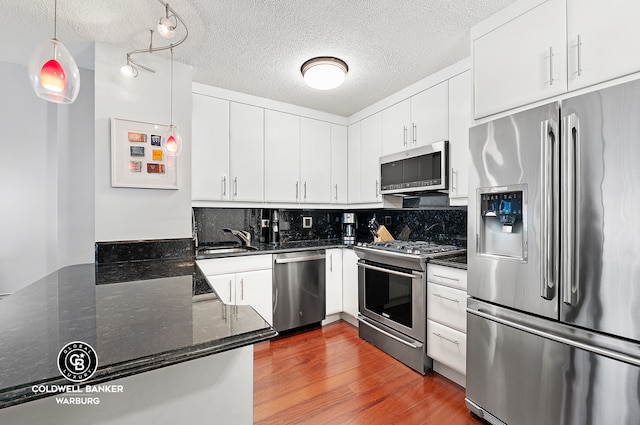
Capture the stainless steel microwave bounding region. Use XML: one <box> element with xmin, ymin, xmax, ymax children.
<box><xmin>380</xmin><ymin>141</ymin><xmax>448</xmax><ymax>195</ymax></box>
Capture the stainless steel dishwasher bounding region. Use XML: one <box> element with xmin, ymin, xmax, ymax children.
<box><xmin>272</xmin><ymin>250</ymin><xmax>326</xmax><ymax>332</ymax></box>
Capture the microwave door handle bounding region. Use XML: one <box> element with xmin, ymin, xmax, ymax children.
<box><xmin>561</xmin><ymin>113</ymin><xmax>579</xmax><ymax>306</ymax></box>
<box><xmin>357</xmin><ymin>262</ymin><xmax>422</xmax><ymax>280</ymax></box>
<box><xmin>541</xmin><ymin>118</ymin><xmax>559</xmax><ymax>300</ymax></box>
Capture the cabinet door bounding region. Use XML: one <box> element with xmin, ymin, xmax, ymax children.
<box><xmin>359</xmin><ymin>112</ymin><xmax>382</xmax><ymax>203</ymax></box>
<box><xmin>382</xmin><ymin>99</ymin><xmax>411</xmax><ymax>155</ymax></box>
<box><xmin>448</xmin><ymin>71</ymin><xmax>471</xmax><ymax>203</ymax></box>
<box><xmin>411</xmin><ymin>81</ymin><xmax>449</xmax><ymax>147</ymax></box>
<box><xmin>347</xmin><ymin>123</ymin><xmax>361</xmax><ymax>204</ymax></box>
<box><xmin>342</xmin><ymin>249</ymin><xmax>359</xmax><ymax>319</ymax></box>
<box><xmin>207</xmin><ymin>273</ymin><xmax>236</xmax><ymax>304</ymax></box>
<box><xmin>236</xmin><ymin>269</ymin><xmax>272</xmax><ymax>325</ymax></box>
<box><xmin>192</xmin><ymin>94</ymin><xmax>230</xmax><ymax>201</ymax></box>
<box><xmin>325</xmin><ymin>249</ymin><xmax>343</xmax><ymax>316</ymax></box>
<box><xmin>229</xmin><ymin>102</ymin><xmax>264</xmax><ymax>202</ymax></box>
<box><xmin>264</xmin><ymin>110</ymin><xmax>300</xmax><ymax>202</ymax></box>
<box><xmin>300</xmin><ymin>118</ymin><xmax>331</xmax><ymax>203</ymax></box>
<box><xmin>472</xmin><ymin>0</ymin><xmax>566</xmax><ymax>118</ymax></box>
<box><xmin>567</xmin><ymin>0</ymin><xmax>640</xmax><ymax>91</ymax></box>
<box><xmin>330</xmin><ymin>124</ymin><xmax>348</xmax><ymax>204</ymax></box>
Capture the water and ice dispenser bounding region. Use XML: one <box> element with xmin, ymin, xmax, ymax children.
<box><xmin>476</xmin><ymin>185</ymin><xmax>528</xmax><ymax>261</ymax></box>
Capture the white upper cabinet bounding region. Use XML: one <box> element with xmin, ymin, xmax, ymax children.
<box><xmin>359</xmin><ymin>112</ymin><xmax>383</xmax><ymax>203</ymax></box>
<box><xmin>382</xmin><ymin>99</ymin><xmax>411</xmax><ymax>156</ymax></box>
<box><xmin>472</xmin><ymin>0</ymin><xmax>566</xmax><ymax>118</ymax></box>
<box><xmin>229</xmin><ymin>102</ymin><xmax>264</xmax><ymax>202</ymax></box>
<box><xmin>330</xmin><ymin>124</ymin><xmax>348</xmax><ymax>204</ymax></box>
<box><xmin>192</xmin><ymin>94</ymin><xmax>230</xmax><ymax>201</ymax></box>
<box><xmin>410</xmin><ymin>80</ymin><xmax>449</xmax><ymax>147</ymax></box>
<box><xmin>381</xmin><ymin>81</ymin><xmax>449</xmax><ymax>157</ymax></box>
<box><xmin>566</xmin><ymin>0</ymin><xmax>640</xmax><ymax>91</ymax></box>
<box><xmin>300</xmin><ymin>118</ymin><xmax>332</xmax><ymax>204</ymax></box>
<box><xmin>448</xmin><ymin>71</ymin><xmax>471</xmax><ymax>204</ymax></box>
<box><xmin>347</xmin><ymin>122</ymin><xmax>361</xmax><ymax>204</ymax></box>
<box><xmin>264</xmin><ymin>110</ymin><xmax>300</xmax><ymax>203</ymax></box>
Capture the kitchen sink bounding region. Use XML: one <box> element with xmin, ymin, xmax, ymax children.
<box><xmin>197</xmin><ymin>246</ymin><xmax>258</xmax><ymax>255</ymax></box>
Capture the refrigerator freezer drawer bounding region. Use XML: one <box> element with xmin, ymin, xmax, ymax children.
<box><xmin>427</xmin><ymin>264</ymin><xmax>467</xmax><ymax>290</ymax></box>
<box><xmin>466</xmin><ymin>303</ymin><xmax>640</xmax><ymax>425</ymax></box>
<box><xmin>427</xmin><ymin>319</ymin><xmax>466</xmax><ymax>375</ymax></box>
<box><xmin>426</xmin><ymin>282</ymin><xmax>467</xmax><ymax>332</ymax></box>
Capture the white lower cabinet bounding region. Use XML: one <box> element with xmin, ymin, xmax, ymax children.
<box><xmin>197</xmin><ymin>256</ymin><xmax>273</xmax><ymax>325</ymax></box>
<box><xmin>325</xmin><ymin>249</ymin><xmax>343</xmax><ymax>316</ymax></box>
<box><xmin>427</xmin><ymin>264</ymin><xmax>468</xmax><ymax>382</ymax></box>
<box><xmin>341</xmin><ymin>249</ymin><xmax>359</xmax><ymax>321</ymax></box>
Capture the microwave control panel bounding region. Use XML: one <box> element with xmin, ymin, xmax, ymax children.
<box><xmin>480</xmin><ymin>191</ymin><xmax>523</xmax><ymax>227</ymax></box>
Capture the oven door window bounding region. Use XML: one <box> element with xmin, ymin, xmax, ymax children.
<box><xmin>364</xmin><ymin>265</ymin><xmax>413</xmax><ymax>328</ymax></box>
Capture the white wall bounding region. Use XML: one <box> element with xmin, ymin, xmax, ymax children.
<box><xmin>0</xmin><ymin>61</ymin><xmax>95</xmax><ymax>294</ymax></box>
<box><xmin>94</xmin><ymin>43</ymin><xmax>192</xmax><ymax>242</ymax></box>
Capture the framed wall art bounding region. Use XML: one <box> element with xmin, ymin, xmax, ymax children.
<box><xmin>111</xmin><ymin>118</ymin><xmax>178</xmax><ymax>189</ymax></box>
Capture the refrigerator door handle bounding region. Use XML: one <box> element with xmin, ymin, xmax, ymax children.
<box><xmin>541</xmin><ymin>118</ymin><xmax>559</xmax><ymax>300</ymax></box>
<box><xmin>561</xmin><ymin>113</ymin><xmax>580</xmax><ymax>306</ymax></box>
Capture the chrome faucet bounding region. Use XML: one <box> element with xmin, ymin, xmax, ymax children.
<box><xmin>223</xmin><ymin>228</ymin><xmax>251</xmax><ymax>246</ymax></box>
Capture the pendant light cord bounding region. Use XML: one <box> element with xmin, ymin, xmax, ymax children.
<box><xmin>170</xmin><ymin>47</ymin><xmax>173</xmax><ymax>126</ymax></box>
<box><xmin>53</xmin><ymin>0</ymin><xmax>58</xmax><ymax>40</ymax></box>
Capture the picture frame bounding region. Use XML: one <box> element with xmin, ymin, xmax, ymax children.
<box><xmin>110</xmin><ymin>118</ymin><xmax>178</xmax><ymax>190</ymax></box>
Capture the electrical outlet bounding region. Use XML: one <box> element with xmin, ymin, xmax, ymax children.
<box><xmin>385</xmin><ymin>216</ymin><xmax>391</xmax><ymax>225</ymax></box>
<box><xmin>303</xmin><ymin>217</ymin><xmax>313</xmax><ymax>228</ymax></box>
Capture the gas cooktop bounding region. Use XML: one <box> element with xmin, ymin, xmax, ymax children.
<box><xmin>356</xmin><ymin>240</ymin><xmax>462</xmax><ymax>256</ymax></box>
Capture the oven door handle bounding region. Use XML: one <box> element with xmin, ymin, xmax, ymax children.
<box><xmin>357</xmin><ymin>262</ymin><xmax>423</xmax><ymax>279</ymax></box>
<box><xmin>357</xmin><ymin>314</ymin><xmax>423</xmax><ymax>349</ymax></box>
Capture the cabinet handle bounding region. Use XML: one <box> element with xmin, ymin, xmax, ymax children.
<box><xmin>304</xmin><ymin>182</ymin><xmax>307</xmax><ymax>200</ymax></box>
<box><xmin>576</xmin><ymin>34</ymin><xmax>582</xmax><ymax>77</ymax></box>
<box><xmin>433</xmin><ymin>332</ymin><xmax>459</xmax><ymax>346</ymax></box>
<box><xmin>222</xmin><ymin>176</ymin><xmax>227</xmax><ymax>197</ymax></box>
<box><xmin>412</xmin><ymin>123</ymin><xmax>417</xmax><ymax>145</ymax></box>
<box><xmin>547</xmin><ymin>46</ymin><xmax>554</xmax><ymax>86</ymax></box>
<box><xmin>451</xmin><ymin>168</ymin><xmax>457</xmax><ymax>193</ymax></box>
<box><xmin>240</xmin><ymin>278</ymin><xmax>244</xmax><ymax>301</ymax></box>
<box><xmin>376</xmin><ymin>180</ymin><xmax>379</xmax><ymax>196</ymax></box>
<box><xmin>330</xmin><ymin>254</ymin><xmax>333</xmax><ymax>272</ymax></box>
<box><xmin>434</xmin><ymin>274</ymin><xmax>460</xmax><ymax>282</ymax></box>
<box><xmin>296</xmin><ymin>181</ymin><xmax>299</xmax><ymax>200</ymax></box>
<box><xmin>432</xmin><ymin>293</ymin><xmax>460</xmax><ymax>303</ymax></box>
<box><xmin>403</xmin><ymin>126</ymin><xmax>407</xmax><ymax>147</ymax></box>
<box><xmin>233</xmin><ymin>177</ymin><xmax>238</xmax><ymax>197</ymax></box>
<box><xmin>334</xmin><ymin>184</ymin><xmax>338</xmax><ymax>201</ymax></box>
<box><xmin>228</xmin><ymin>280</ymin><xmax>232</xmax><ymax>303</ymax></box>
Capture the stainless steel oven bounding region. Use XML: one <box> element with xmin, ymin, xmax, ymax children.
<box><xmin>354</xmin><ymin>241</ymin><xmax>463</xmax><ymax>374</ymax></box>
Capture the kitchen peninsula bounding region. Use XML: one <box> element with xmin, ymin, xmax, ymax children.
<box><xmin>0</xmin><ymin>259</ymin><xmax>276</xmax><ymax>424</ymax></box>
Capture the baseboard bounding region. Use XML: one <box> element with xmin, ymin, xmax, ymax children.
<box><xmin>433</xmin><ymin>360</ymin><xmax>466</xmax><ymax>388</ymax></box>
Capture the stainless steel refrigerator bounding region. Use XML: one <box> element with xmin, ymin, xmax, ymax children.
<box><xmin>466</xmin><ymin>79</ymin><xmax>640</xmax><ymax>425</ymax></box>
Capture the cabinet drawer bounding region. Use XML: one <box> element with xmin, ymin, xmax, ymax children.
<box><xmin>197</xmin><ymin>255</ymin><xmax>272</xmax><ymax>275</ymax></box>
<box><xmin>427</xmin><ymin>320</ymin><xmax>466</xmax><ymax>375</ymax></box>
<box><xmin>427</xmin><ymin>282</ymin><xmax>467</xmax><ymax>332</ymax></box>
<box><xmin>427</xmin><ymin>264</ymin><xmax>467</xmax><ymax>290</ymax></box>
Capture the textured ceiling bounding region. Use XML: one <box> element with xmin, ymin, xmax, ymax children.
<box><xmin>1</xmin><ymin>0</ymin><xmax>516</xmax><ymax>117</ymax></box>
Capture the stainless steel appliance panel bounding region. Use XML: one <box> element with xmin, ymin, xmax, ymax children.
<box><xmin>272</xmin><ymin>251</ymin><xmax>326</xmax><ymax>332</ymax></box>
<box><xmin>560</xmin><ymin>81</ymin><xmax>640</xmax><ymax>342</ymax></box>
<box><xmin>466</xmin><ymin>300</ymin><xmax>640</xmax><ymax>425</ymax></box>
<box><xmin>468</xmin><ymin>102</ymin><xmax>559</xmax><ymax>320</ymax></box>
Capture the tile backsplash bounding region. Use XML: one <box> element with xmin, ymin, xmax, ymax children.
<box><xmin>194</xmin><ymin>206</ymin><xmax>467</xmax><ymax>248</ymax></box>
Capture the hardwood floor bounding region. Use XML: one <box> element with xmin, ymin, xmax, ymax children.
<box><xmin>254</xmin><ymin>321</ymin><xmax>484</xmax><ymax>425</ymax></box>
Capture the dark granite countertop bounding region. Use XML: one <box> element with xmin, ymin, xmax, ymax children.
<box><xmin>196</xmin><ymin>239</ymin><xmax>346</xmax><ymax>259</ymax></box>
<box><xmin>428</xmin><ymin>251</ymin><xmax>468</xmax><ymax>270</ymax></box>
<box><xmin>0</xmin><ymin>259</ymin><xmax>276</xmax><ymax>409</ymax></box>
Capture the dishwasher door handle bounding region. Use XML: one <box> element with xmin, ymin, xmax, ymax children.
<box><xmin>274</xmin><ymin>254</ymin><xmax>326</xmax><ymax>264</ymax></box>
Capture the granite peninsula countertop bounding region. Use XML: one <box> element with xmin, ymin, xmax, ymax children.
<box><xmin>0</xmin><ymin>259</ymin><xmax>276</xmax><ymax>409</ymax></box>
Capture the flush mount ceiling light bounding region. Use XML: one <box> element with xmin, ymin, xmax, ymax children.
<box><xmin>301</xmin><ymin>57</ymin><xmax>348</xmax><ymax>90</ymax></box>
<box><xmin>28</xmin><ymin>0</ymin><xmax>80</xmax><ymax>103</ymax></box>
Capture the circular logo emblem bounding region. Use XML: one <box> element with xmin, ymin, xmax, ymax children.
<box><xmin>57</xmin><ymin>341</ymin><xmax>98</xmax><ymax>383</ymax></box>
